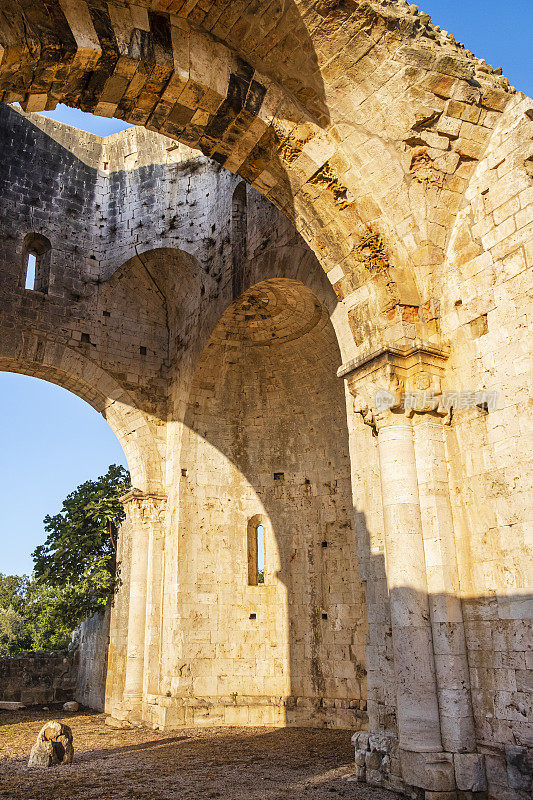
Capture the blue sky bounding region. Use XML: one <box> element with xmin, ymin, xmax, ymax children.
<box><xmin>1</xmin><ymin>1</ymin><xmax>531</xmax><ymax>576</ymax></box>
<box><xmin>420</xmin><ymin>1</ymin><xmax>532</xmax><ymax>97</ymax></box>
<box><xmin>0</xmin><ymin>375</ymin><xmax>127</xmax><ymax>575</ymax></box>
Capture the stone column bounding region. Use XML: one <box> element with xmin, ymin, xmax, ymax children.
<box><xmin>143</xmin><ymin>497</ymin><xmax>167</xmax><ymax>698</ymax></box>
<box><xmin>341</xmin><ymin>342</ymin><xmax>480</xmax><ymax>794</ymax></box>
<box><xmin>376</xmin><ymin>414</ymin><xmax>443</xmax><ymax>753</ymax></box>
<box><xmin>105</xmin><ymin>512</ymin><xmax>131</xmax><ymax>716</ymax></box>
<box><xmin>120</xmin><ymin>489</ymin><xmax>166</xmax><ymax>720</ymax></box>
<box><xmin>412</xmin><ymin>417</ymin><xmax>476</xmax><ymax>754</ymax></box>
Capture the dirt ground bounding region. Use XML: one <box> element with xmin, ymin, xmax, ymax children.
<box><xmin>0</xmin><ymin>706</ymin><xmax>400</xmax><ymax>800</ymax></box>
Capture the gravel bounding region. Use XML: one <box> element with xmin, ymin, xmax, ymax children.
<box><xmin>0</xmin><ymin>707</ymin><xmax>400</xmax><ymax>800</ymax></box>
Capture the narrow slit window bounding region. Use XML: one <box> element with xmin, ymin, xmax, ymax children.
<box><xmin>247</xmin><ymin>518</ymin><xmax>265</xmax><ymax>586</ymax></box>
<box><xmin>25</xmin><ymin>252</ymin><xmax>36</xmax><ymax>290</ymax></box>
<box><xmin>22</xmin><ymin>233</ymin><xmax>51</xmax><ymax>292</ymax></box>
<box><xmin>257</xmin><ymin>525</ymin><xmax>265</xmax><ymax>584</ymax></box>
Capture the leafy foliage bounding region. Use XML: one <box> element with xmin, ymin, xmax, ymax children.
<box><xmin>0</xmin><ymin>574</ymin><xmax>31</xmax><ymax>653</ymax></box>
<box><xmin>0</xmin><ymin>605</ymin><xmax>27</xmax><ymax>655</ymax></box>
<box><xmin>32</xmin><ymin>464</ymin><xmax>130</xmax><ymax>629</ymax></box>
<box><xmin>0</xmin><ymin>573</ymin><xmax>29</xmax><ymax>613</ymax></box>
<box><xmin>21</xmin><ymin>582</ymin><xmax>76</xmax><ymax>651</ymax></box>
<box><xmin>0</xmin><ymin>465</ymin><xmax>130</xmax><ymax>654</ymax></box>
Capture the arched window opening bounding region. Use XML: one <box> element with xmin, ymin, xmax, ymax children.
<box><xmin>231</xmin><ymin>181</ymin><xmax>248</xmax><ymax>299</ymax></box>
<box><xmin>25</xmin><ymin>252</ymin><xmax>36</xmax><ymax>290</ymax></box>
<box><xmin>22</xmin><ymin>233</ymin><xmax>52</xmax><ymax>293</ymax></box>
<box><xmin>247</xmin><ymin>518</ymin><xmax>265</xmax><ymax>586</ymax></box>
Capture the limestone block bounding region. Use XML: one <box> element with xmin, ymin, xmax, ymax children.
<box><xmin>366</xmin><ymin>750</ymin><xmax>382</xmax><ymax>769</ymax></box>
<box><xmin>0</xmin><ymin>701</ymin><xmax>25</xmax><ymax>710</ymax></box>
<box><xmin>352</xmin><ymin>730</ymin><xmax>370</xmax><ymax>751</ymax></box>
<box><xmin>104</xmin><ymin>716</ymin><xmax>132</xmax><ymax>729</ymax></box>
<box><xmin>28</xmin><ymin>722</ymin><xmax>74</xmax><ymax>767</ymax></box>
<box><xmin>368</xmin><ymin>730</ymin><xmax>397</xmax><ymax>755</ymax></box>
<box><xmin>505</xmin><ymin>745</ymin><xmax>532</xmax><ymax>792</ymax></box>
<box><xmin>400</xmin><ymin>750</ymin><xmax>456</xmax><ymax>792</ymax></box>
<box><xmin>454</xmin><ymin>753</ymin><xmax>487</xmax><ymax>792</ymax></box>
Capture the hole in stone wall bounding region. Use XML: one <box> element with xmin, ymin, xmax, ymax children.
<box><xmin>273</xmin><ymin>472</ymin><xmax>284</xmax><ymax>481</ymax></box>
<box><xmin>81</xmin><ymin>333</ymin><xmax>91</xmax><ymax>344</ymax></box>
<box><xmin>247</xmin><ymin>519</ymin><xmax>265</xmax><ymax>586</ymax></box>
<box><xmin>140</xmin><ymin>346</ymin><xmax>147</xmax><ymax>355</ymax></box>
<box><xmin>322</xmin><ymin>541</ymin><xmax>328</xmax><ymax>548</ymax></box>
<box><xmin>257</xmin><ymin>525</ymin><xmax>265</xmax><ymax>585</ymax></box>
<box><xmin>249</xmin><ymin>613</ymin><xmax>257</xmax><ymax>620</ymax></box>
<box><xmin>25</xmin><ymin>253</ymin><xmax>36</xmax><ymax>290</ymax></box>
<box><xmin>322</xmin><ymin>613</ymin><xmax>328</xmax><ymax>620</ymax></box>
<box><xmin>22</xmin><ymin>233</ymin><xmax>51</xmax><ymax>293</ymax></box>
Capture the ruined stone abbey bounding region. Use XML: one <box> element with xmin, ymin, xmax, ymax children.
<box><xmin>0</xmin><ymin>2</ymin><xmax>531</xmax><ymax>798</ymax></box>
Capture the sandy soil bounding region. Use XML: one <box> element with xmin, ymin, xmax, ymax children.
<box><xmin>0</xmin><ymin>707</ymin><xmax>400</xmax><ymax>800</ymax></box>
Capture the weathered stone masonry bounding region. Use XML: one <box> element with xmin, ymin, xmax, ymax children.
<box><xmin>0</xmin><ymin>2</ymin><xmax>531</xmax><ymax>799</ymax></box>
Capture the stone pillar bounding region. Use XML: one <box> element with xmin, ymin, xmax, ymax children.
<box><xmin>376</xmin><ymin>416</ymin><xmax>442</xmax><ymax>753</ymax></box>
<box><xmin>120</xmin><ymin>489</ymin><xmax>166</xmax><ymax>720</ymax></box>
<box><xmin>105</xmin><ymin>513</ymin><xmax>132</xmax><ymax>717</ymax></box>
<box><xmin>143</xmin><ymin>497</ymin><xmax>167</xmax><ymax>698</ymax></box>
<box><xmin>341</xmin><ymin>342</ymin><xmax>481</xmax><ymax>795</ymax></box>
<box><xmin>412</xmin><ymin>417</ymin><xmax>476</xmax><ymax>754</ymax></box>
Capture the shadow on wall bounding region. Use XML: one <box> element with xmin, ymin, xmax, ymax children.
<box><xmin>174</xmin><ymin>276</ymin><xmax>367</xmax><ymax>724</ymax></box>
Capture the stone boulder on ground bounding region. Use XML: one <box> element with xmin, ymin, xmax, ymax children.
<box><xmin>28</xmin><ymin>721</ymin><xmax>74</xmax><ymax>767</ymax></box>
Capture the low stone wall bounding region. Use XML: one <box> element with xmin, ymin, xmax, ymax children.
<box><xmin>0</xmin><ymin>650</ymin><xmax>76</xmax><ymax>706</ymax></box>
<box><xmin>0</xmin><ymin>607</ymin><xmax>110</xmax><ymax>710</ymax></box>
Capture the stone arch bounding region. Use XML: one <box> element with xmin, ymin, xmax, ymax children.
<box><xmin>157</xmin><ymin>274</ymin><xmax>367</xmax><ymax>726</ymax></box>
<box><xmin>0</xmin><ymin>0</ymin><xmax>513</xmax><ymax>320</ymax></box>
<box><xmin>0</xmin><ymin>346</ymin><xmax>163</xmax><ymax>493</ymax></box>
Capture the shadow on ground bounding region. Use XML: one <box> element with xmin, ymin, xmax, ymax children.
<box><xmin>0</xmin><ymin>709</ymin><xmax>400</xmax><ymax>800</ymax></box>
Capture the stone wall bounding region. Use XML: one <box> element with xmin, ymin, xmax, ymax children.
<box><xmin>75</xmin><ymin>607</ymin><xmax>111</xmax><ymax>713</ymax></box>
<box><xmin>0</xmin><ymin>610</ymin><xmax>110</xmax><ymax>710</ymax></box>
<box><xmin>0</xmin><ymin>34</ymin><xmax>530</xmax><ymax>797</ymax></box>
<box><xmin>0</xmin><ymin>650</ymin><xmax>76</xmax><ymax>707</ymax></box>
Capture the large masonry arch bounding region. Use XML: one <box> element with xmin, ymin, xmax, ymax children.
<box><xmin>0</xmin><ymin>1</ymin><xmax>523</xmax><ymax>313</ymax></box>
<box><xmin>0</xmin><ymin>4</ymin><xmax>531</xmax><ymax>799</ymax></box>
<box><xmin>0</xmin><ymin>348</ymin><xmax>162</xmax><ymax>492</ymax></box>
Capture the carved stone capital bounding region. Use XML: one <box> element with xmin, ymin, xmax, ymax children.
<box><xmin>119</xmin><ymin>489</ymin><xmax>167</xmax><ymax>524</ymax></box>
<box><xmin>339</xmin><ymin>341</ymin><xmax>451</xmax><ymax>432</ymax></box>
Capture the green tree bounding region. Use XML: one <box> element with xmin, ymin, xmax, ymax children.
<box><xmin>0</xmin><ymin>573</ymin><xmax>30</xmax><ymax>613</ymax></box>
<box><xmin>30</xmin><ymin>464</ymin><xmax>130</xmax><ymax>644</ymax></box>
<box><xmin>0</xmin><ymin>574</ymin><xmax>31</xmax><ymax>652</ymax></box>
<box><xmin>0</xmin><ymin>605</ymin><xmax>27</xmax><ymax>655</ymax></box>
<box><xmin>21</xmin><ymin>583</ymin><xmax>74</xmax><ymax>651</ymax></box>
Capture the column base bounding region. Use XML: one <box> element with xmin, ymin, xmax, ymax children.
<box><xmin>352</xmin><ymin>731</ymin><xmax>489</xmax><ymax>799</ymax></box>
